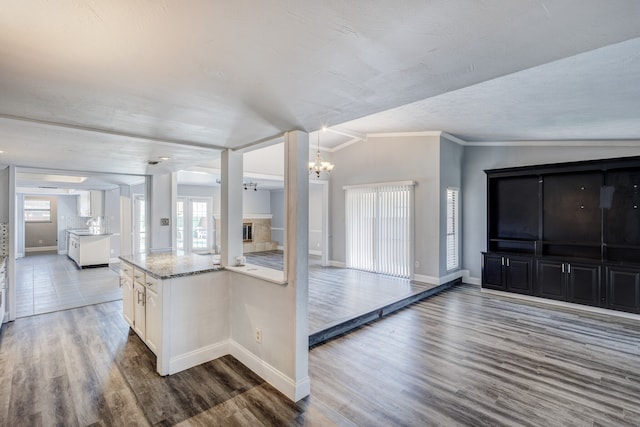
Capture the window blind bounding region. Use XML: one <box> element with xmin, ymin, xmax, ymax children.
<box><xmin>345</xmin><ymin>183</ymin><xmax>413</xmax><ymax>278</ymax></box>
<box><xmin>446</xmin><ymin>188</ymin><xmax>459</xmax><ymax>271</ymax></box>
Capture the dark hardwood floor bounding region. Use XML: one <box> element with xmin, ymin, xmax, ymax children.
<box><xmin>1</xmin><ymin>284</ymin><xmax>640</xmax><ymax>426</ymax></box>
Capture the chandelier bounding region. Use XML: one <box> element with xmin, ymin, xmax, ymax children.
<box><xmin>308</xmin><ymin>128</ymin><xmax>335</xmax><ymax>178</ymax></box>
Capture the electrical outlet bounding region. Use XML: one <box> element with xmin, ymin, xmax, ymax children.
<box><xmin>255</xmin><ymin>328</ymin><xmax>262</xmax><ymax>343</ymax></box>
<box><xmin>415</xmin><ymin>260</ymin><xmax>420</xmax><ymax>268</ymax></box>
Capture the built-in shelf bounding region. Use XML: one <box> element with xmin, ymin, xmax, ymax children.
<box><xmin>483</xmin><ymin>155</ymin><xmax>640</xmax><ymax>314</ymax></box>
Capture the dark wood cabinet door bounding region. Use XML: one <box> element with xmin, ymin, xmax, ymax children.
<box><xmin>536</xmin><ymin>260</ymin><xmax>565</xmax><ymax>301</ymax></box>
<box><xmin>606</xmin><ymin>266</ymin><xmax>640</xmax><ymax>313</ymax></box>
<box><xmin>482</xmin><ymin>254</ymin><xmax>505</xmax><ymax>290</ymax></box>
<box><xmin>506</xmin><ymin>257</ymin><xmax>533</xmax><ymax>295</ymax></box>
<box><xmin>567</xmin><ymin>263</ymin><xmax>601</xmax><ymax>307</ymax></box>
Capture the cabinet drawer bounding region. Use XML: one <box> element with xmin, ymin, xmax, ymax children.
<box><xmin>133</xmin><ymin>268</ymin><xmax>146</xmax><ymax>286</ymax></box>
<box><xmin>121</xmin><ymin>262</ymin><xmax>134</xmax><ymax>278</ymax></box>
<box><xmin>145</xmin><ymin>275</ymin><xmax>159</xmax><ymax>291</ymax></box>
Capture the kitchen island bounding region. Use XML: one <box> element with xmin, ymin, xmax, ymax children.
<box><xmin>119</xmin><ymin>252</ymin><xmax>226</xmax><ymax>376</ymax></box>
<box><xmin>67</xmin><ymin>229</ymin><xmax>112</xmax><ymax>268</ymax></box>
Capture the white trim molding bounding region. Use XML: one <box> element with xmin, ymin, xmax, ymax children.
<box><xmin>230</xmin><ymin>340</ymin><xmax>311</xmax><ymax>402</ymax></box>
<box><xmin>463</xmin><ymin>270</ymin><xmax>482</xmax><ymax>285</ymax></box>
<box><xmin>413</xmin><ymin>270</ymin><xmax>464</xmax><ymax>285</ymax></box>
<box><xmin>462</xmin><ymin>139</ymin><xmax>640</xmax><ymax>147</ymax></box>
<box><xmin>329</xmin><ymin>260</ymin><xmax>346</xmax><ymax>268</ymax></box>
<box><xmin>25</xmin><ymin>246</ymin><xmax>57</xmax><ymax>253</ymax></box>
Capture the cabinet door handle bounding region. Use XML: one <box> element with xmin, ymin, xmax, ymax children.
<box><xmin>501</xmin><ymin>257</ymin><xmax>505</xmax><ymax>266</ymax></box>
<box><xmin>567</xmin><ymin>264</ymin><xmax>571</xmax><ymax>274</ymax></box>
<box><xmin>506</xmin><ymin>258</ymin><xmax>510</xmax><ymax>267</ymax></box>
<box><xmin>562</xmin><ymin>263</ymin><xmax>565</xmax><ymax>273</ymax></box>
<box><xmin>137</xmin><ymin>290</ymin><xmax>145</xmax><ymax>304</ymax></box>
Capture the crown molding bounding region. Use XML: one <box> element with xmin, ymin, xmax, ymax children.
<box><xmin>463</xmin><ymin>139</ymin><xmax>640</xmax><ymax>147</ymax></box>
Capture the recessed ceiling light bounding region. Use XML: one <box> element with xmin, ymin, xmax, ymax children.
<box><xmin>17</xmin><ymin>172</ymin><xmax>87</xmax><ymax>183</ymax></box>
<box><xmin>147</xmin><ymin>160</ymin><xmax>160</xmax><ymax>165</ymax></box>
<box><xmin>158</xmin><ymin>156</ymin><xmax>171</xmax><ymax>161</ymax></box>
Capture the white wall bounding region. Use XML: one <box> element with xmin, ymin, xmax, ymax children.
<box><xmin>309</xmin><ymin>184</ymin><xmax>323</xmax><ymax>254</ymax></box>
<box><xmin>461</xmin><ymin>144</ymin><xmax>640</xmax><ymax>280</ymax></box>
<box><xmin>56</xmin><ymin>195</ymin><xmax>77</xmax><ymax>252</ymax></box>
<box><xmin>243</xmin><ymin>189</ymin><xmax>271</xmax><ymax>216</ymax></box>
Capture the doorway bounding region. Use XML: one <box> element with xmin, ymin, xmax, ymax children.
<box><xmin>133</xmin><ymin>194</ymin><xmax>146</xmax><ymax>254</ymax></box>
<box><xmin>176</xmin><ymin>197</ymin><xmax>212</xmax><ymax>253</ymax></box>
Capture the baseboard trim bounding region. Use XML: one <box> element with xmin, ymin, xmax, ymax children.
<box><xmin>462</xmin><ymin>270</ymin><xmax>481</xmax><ymax>286</ymax></box>
<box><xmin>25</xmin><ymin>246</ymin><xmax>57</xmax><ymax>253</ymax></box>
<box><xmin>168</xmin><ymin>340</ymin><xmax>230</xmax><ymax>375</ymax></box>
<box><xmin>230</xmin><ymin>340</ymin><xmax>310</xmax><ymax>402</ymax></box>
<box><xmin>481</xmin><ymin>288</ymin><xmax>640</xmax><ymax>321</ymax></box>
<box><xmin>309</xmin><ymin>250</ymin><xmax>322</xmax><ymax>256</ymax></box>
<box><xmin>328</xmin><ymin>260</ymin><xmax>346</xmax><ymax>268</ymax></box>
<box><xmin>413</xmin><ymin>270</ymin><xmax>463</xmax><ymax>285</ymax></box>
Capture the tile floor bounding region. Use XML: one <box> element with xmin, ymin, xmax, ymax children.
<box><xmin>16</xmin><ymin>254</ymin><xmax>121</xmax><ymax>318</ymax></box>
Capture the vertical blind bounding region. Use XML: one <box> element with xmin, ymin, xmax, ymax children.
<box><xmin>345</xmin><ymin>183</ymin><xmax>413</xmax><ymax>278</ymax></box>
<box><xmin>446</xmin><ymin>188</ymin><xmax>459</xmax><ymax>271</ymax></box>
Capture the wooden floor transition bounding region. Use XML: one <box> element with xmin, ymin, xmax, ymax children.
<box><xmin>1</xmin><ymin>284</ymin><xmax>639</xmax><ymax>426</ymax></box>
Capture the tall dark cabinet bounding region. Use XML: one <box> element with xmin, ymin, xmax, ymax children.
<box><xmin>482</xmin><ymin>156</ymin><xmax>640</xmax><ymax>314</ymax></box>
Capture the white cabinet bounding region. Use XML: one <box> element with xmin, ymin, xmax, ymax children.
<box><xmin>145</xmin><ymin>286</ymin><xmax>160</xmax><ymax>354</ymax></box>
<box><xmin>133</xmin><ymin>281</ymin><xmax>146</xmax><ymax>338</ymax></box>
<box><xmin>121</xmin><ymin>262</ymin><xmax>161</xmax><ymax>355</ymax></box>
<box><xmin>67</xmin><ymin>232</ymin><xmax>110</xmax><ymax>268</ymax></box>
<box><xmin>121</xmin><ymin>273</ymin><xmax>134</xmax><ymax>327</ymax></box>
<box><xmin>68</xmin><ymin>234</ymin><xmax>80</xmax><ymax>265</ymax></box>
<box><xmin>77</xmin><ymin>190</ymin><xmax>104</xmax><ymax>217</ymax></box>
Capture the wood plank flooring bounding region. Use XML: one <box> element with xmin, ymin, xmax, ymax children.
<box><xmin>246</xmin><ymin>251</ymin><xmax>439</xmax><ymax>334</ymax></box>
<box><xmin>2</xmin><ymin>284</ymin><xmax>640</xmax><ymax>426</ymax></box>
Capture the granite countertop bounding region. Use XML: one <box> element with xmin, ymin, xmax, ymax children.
<box><xmin>119</xmin><ymin>252</ymin><xmax>222</xmax><ymax>279</ymax></box>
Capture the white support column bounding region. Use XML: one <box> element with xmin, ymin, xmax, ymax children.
<box><xmin>284</xmin><ymin>130</ymin><xmax>310</xmax><ymax>400</ymax></box>
<box><xmin>149</xmin><ymin>173</ymin><xmax>174</xmax><ymax>252</ymax></box>
<box><xmin>220</xmin><ymin>149</ymin><xmax>243</xmax><ymax>267</ymax></box>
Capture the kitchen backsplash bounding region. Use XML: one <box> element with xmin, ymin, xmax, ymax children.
<box><xmin>0</xmin><ymin>223</ymin><xmax>7</xmax><ymax>256</ymax></box>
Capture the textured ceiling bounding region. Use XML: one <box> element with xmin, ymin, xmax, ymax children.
<box><xmin>0</xmin><ymin>0</ymin><xmax>639</xmax><ymax>181</ymax></box>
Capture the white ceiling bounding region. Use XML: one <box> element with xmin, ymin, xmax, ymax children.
<box><xmin>1</xmin><ymin>0</ymin><xmax>640</xmax><ymax>187</ymax></box>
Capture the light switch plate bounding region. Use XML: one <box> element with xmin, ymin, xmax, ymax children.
<box><xmin>160</xmin><ymin>218</ymin><xmax>170</xmax><ymax>226</ymax></box>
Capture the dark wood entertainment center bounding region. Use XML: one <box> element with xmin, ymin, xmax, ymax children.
<box><xmin>482</xmin><ymin>155</ymin><xmax>640</xmax><ymax>314</ymax></box>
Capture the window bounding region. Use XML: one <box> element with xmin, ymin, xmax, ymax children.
<box><xmin>24</xmin><ymin>198</ymin><xmax>51</xmax><ymax>222</ymax></box>
<box><xmin>345</xmin><ymin>182</ymin><xmax>413</xmax><ymax>278</ymax></box>
<box><xmin>446</xmin><ymin>188</ymin><xmax>459</xmax><ymax>271</ymax></box>
<box><xmin>175</xmin><ymin>197</ymin><xmax>212</xmax><ymax>252</ymax></box>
